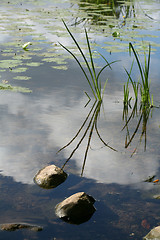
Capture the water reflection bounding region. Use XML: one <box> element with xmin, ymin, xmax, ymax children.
<box><xmin>0</xmin><ymin>0</ymin><xmax>160</xmax><ymax>188</ymax></box>
<box><xmin>58</xmin><ymin>100</ymin><xmax>117</xmax><ymax>176</ymax></box>
<box><xmin>122</xmin><ymin>101</ymin><xmax>153</xmax><ymax>156</ymax></box>
<box><xmin>0</xmin><ymin>82</ymin><xmax>159</xmax><ymax>189</ymax></box>
<box><xmin>78</xmin><ymin>0</ymin><xmax>160</xmax><ymax>25</ymax></box>
<box><xmin>78</xmin><ymin>0</ymin><xmax>135</xmax><ymax>25</ymax></box>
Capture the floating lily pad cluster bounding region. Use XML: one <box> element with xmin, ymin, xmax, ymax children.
<box><xmin>0</xmin><ymin>0</ymin><xmax>160</xmax><ymax>92</ymax></box>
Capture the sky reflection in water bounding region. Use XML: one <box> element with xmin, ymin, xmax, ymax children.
<box><xmin>0</xmin><ymin>0</ymin><xmax>160</xmax><ymax>191</ymax></box>
<box><xmin>0</xmin><ymin>2</ymin><xmax>160</xmax><ymax>240</ymax></box>
<box><xmin>0</xmin><ymin>65</ymin><xmax>159</xmax><ymax>190</ymax></box>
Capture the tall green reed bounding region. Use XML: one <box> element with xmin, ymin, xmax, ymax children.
<box><xmin>124</xmin><ymin>42</ymin><xmax>152</xmax><ymax>108</ymax></box>
<box><xmin>59</xmin><ymin>20</ymin><xmax>117</xmax><ymax>102</ymax></box>
<box><xmin>122</xmin><ymin>43</ymin><xmax>154</xmax><ymax>155</ymax></box>
<box><xmin>123</xmin><ymin>60</ymin><xmax>134</xmax><ymax>109</ymax></box>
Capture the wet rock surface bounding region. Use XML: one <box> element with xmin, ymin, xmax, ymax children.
<box><xmin>34</xmin><ymin>164</ymin><xmax>67</xmax><ymax>189</ymax></box>
<box><xmin>143</xmin><ymin>226</ymin><xmax>160</xmax><ymax>239</ymax></box>
<box><xmin>0</xmin><ymin>223</ymin><xmax>43</xmax><ymax>232</ymax></box>
<box><xmin>55</xmin><ymin>192</ymin><xmax>96</xmax><ymax>224</ymax></box>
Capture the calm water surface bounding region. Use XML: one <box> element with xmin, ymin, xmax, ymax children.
<box><xmin>0</xmin><ymin>0</ymin><xmax>160</xmax><ymax>239</ymax></box>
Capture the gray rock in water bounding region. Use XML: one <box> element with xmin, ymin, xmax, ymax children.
<box><xmin>55</xmin><ymin>192</ymin><xmax>96</xmax><ymax>224</ymax></box>
<box><xmin>0</xmin><ymin>223</ymin><xmax>43</xmax><ymax>232</ymax></box>
<box><xmin>34</xmin><ymin>165</ymin><xmax>67</xmax><ymax>189</ymax></box>
<box><xmin>143</xmin><ymin>226</ymin><xmax>160</xmax><ymax>239</ymax></box>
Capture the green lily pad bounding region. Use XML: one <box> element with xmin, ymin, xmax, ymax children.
<box><xmin>0</xmin><ymin>60</ymin><xmax>23</xmax><ymax>69</ymax></box>
<box><xmin>0</xmin><ymin>83</ymin><xmax>32</xmax><ymax>92</ymax></box>
<box><xmin>26</xmin><ymin>62</ymin><xmax>43</xmax><ymax>67</ymax></box>
<box><xmin>52</xmin><ymin>65</ymin><xmax>68</xmax><ymax>70</ymax></box>
<box><xmin>12</xmin><ymin>67</ymin><xmax>28</xmax><ymax>73</ymax></box>
<box><xmin>13</xmin><ymin>76</ymin><xmax>31</xmax><ymax>80</ymax></box>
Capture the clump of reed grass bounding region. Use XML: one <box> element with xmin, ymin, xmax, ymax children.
<box><xmin>122</xmin><ymin>99</ymin><xmax>152</xmax><ymax>156</ymax></box>
<box><xmin>124</xmin><ymin>42</ymin><xmax>153</xmax><ymax>108</ymax></box>
<box><xmin>122</xmin><ymin>42</ymin><xmax>155</xmax><ymax>155</ymax></box>
<box><xmin>123</xmin><ymin>60</ymin><xmax>134</xmax><ymax>109</ymax></box>
<box><xmin>59</xmin><ymin>20</ymin><xmax>117</xmax><ymax>102</ymax></box>
<box><xmin>57</xmin><ymin>20</ymin><xmax>118</xmax><ymax>176</ymax></box>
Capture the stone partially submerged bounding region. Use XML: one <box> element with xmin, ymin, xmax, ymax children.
<box><xmin>34</xmin><ymin>165</ymin><xmax>67</xmax><ymax>189</ymax></box>
<box><xmin>55</xmin><ymin>192</ymin><xmax>96</xmax><ymax>225</ymax></box>
<box><xmin>0</xmin><ymin>223</ymin><xmax>43</xmax><ymax>232</ymax></box>
<box><xmin>143</xmin><ymin>226</ymin><xmax>160</xmax><ymax>240</ymax></box>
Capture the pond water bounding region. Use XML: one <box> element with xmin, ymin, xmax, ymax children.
<box><xmin>0</xmin><ymin>0</ymin><xmax>160</xmax><ymax>239</ymax></box>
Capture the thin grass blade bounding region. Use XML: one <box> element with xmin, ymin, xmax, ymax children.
<box><xmin>129</xmin><ymin>43</ymin><xmax>145</xmax><ymax>86</ymax></box>
<box><xmin>98</xmin><ymin>52</ymin><xmax>112</xmax><ymax>69</ymax></box>
<box><xmin>59</xmin><ymin>42</ymin><xmax>97</xmax><ymax>100</ymax></box>
<box><xmin>85</xmin><ymin>29</ymin><xmax>97</xmax><ymax>86</ymax></box>
<box><xmin>62</xmin><ymin>20</ymin><xmax>97</xmax><ymax>98</ymax></box>
<box><xmin>102</xmin><ymin>79</ymin><xmax>108</xmax><ymax>99</ymax></box>
<box><xmin>97</xmin><ymin>60</ymin><xmax>118</xmax><ymax>81</ymax></box>
<box><xmin>85</xmin><ymin>29</ymin><xmax>102</xmax><ymax>100</ymax></box>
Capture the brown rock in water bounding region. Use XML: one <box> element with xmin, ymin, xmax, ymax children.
<box><xmin>143</xmin><ymin>226</ymin><xmax>160</xmax><ymax>239</ymax></box>
<box><xmin>34</xmin><ymin>165</ymin><xmax>67</xmax><ymax>189</ymax></box>
<box><xmin>55</xmin><ymin>192</ymin><xmax>96</xmax><ymax>224</ymax></box>
<box><xmin>0</xmin><ymin>223</ymin><xmax>43</xmax><ymax>232</ymax></box>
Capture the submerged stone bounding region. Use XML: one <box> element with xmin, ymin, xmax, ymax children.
<box><xmin>153</xmin><ymin>195</ymin><xmax>160</xmax><ymax>199</ymax></box>
<box><xmin>55</xmin><ymin>192</ymin><xmax>96</xmax><ymax>225</ymax></box>
<box><xmin>143</xmin><ymin>226</ymin><xmax>160</xmax><ymax>240</ymax></box>
<box><xmin>0</xmin><ymin>223</ymin><xmax>43</xmax><ymax>232</ymax></box>
<box><xmin>34</xmin><ymin>165</ymin><xmax>67</xmax><ymax>189</ymax></box>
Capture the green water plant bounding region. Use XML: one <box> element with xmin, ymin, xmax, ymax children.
<box><xmin>122</xmin><ymin>99</ymin><xmax>152</xmax><ymax>156</ymax></box>
<box><xmin>22</xmin><ymin>42</ymin><xmax>32</xmax><ymax>50</ymax></box>
<box><xmin>0</xmin><ymin>83</ymin><xmax>32</xmax><ymax>92</ymax></box>
<box><xmin>122</xmin><ymin>43</ymin><xmax>155</xmax><ymax>155</ymax></box>
<box><xmin>59</xmin><ymin>20</ymin><xmax>117</xmax><ymax>102</ymax></box>
<box><xmin>124</xmin><ymin>42</ymin><xmax>152</xmax><ymax>108</ymax></box>
<box><xmin>123</xmin><ymin>60</ymin><xmax>134</xmax><ymax>109</ymax></box>
<box><xmin>123</xmin><ymin>58</ymin><xmax>138</xmax><ymax>120</ymax></box>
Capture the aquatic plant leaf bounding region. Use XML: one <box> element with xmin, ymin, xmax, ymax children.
<box><xmin>0</xmin><ymin>83</ymin><xmax>32</xmax><ymax>92</ymax></box>
<box><xmin>0</xmin><ymin>60</ymin><xmax>23</xmax><ymax>69</ymax></box>
<box><xmin>13</xmin><ymin>76</ymin><xmax>31</xmax><ymax>80</ymax></box>
<box><xmin>22</xmin><ymin>42</ymin><xmax>32</xmax><ymax>50</ymax></box>
<box><xmin>12</xmin><ymin>67</ymin><xmax>28</xmax><ymax>73</ymax></box>
<box><xmin>51</xmin><ymin>65</ymin><xmax>68</xmax><ymax>70</ymax></box>
<box><xmin>112</xmin><ymin>31</ymin><xmax>120</xmax><ymax>37</ymax></box>
<box><xmin>26</xmin><ymin>62</ymin><xmax>42</xmax><ymax>67</ymax></box>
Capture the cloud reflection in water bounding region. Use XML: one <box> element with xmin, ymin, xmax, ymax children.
<box><xmin>0</xmin><ymin>89</ymin><xmax>159</xmax><ymax>190</ymax></box>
